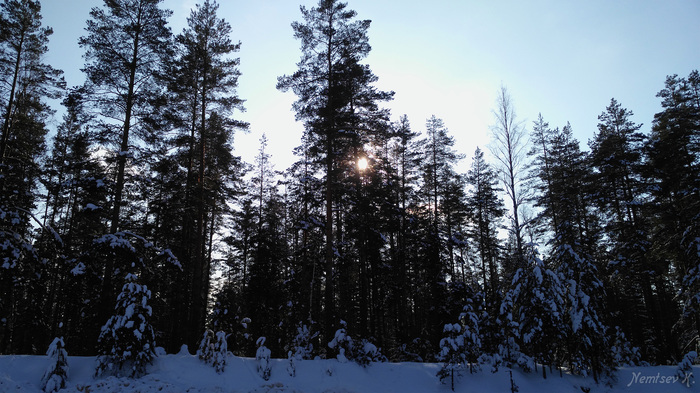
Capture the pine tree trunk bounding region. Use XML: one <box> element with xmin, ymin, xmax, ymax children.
<box><xmin>100</xmin><ymin>23</ymin><xmax>140</xmax><ymax>327</ymax></box>
<box><xmin>190</xmin><ymin>70</ymin><xmax>208</xmax><ymax>348</ymax></box>
<box><xmin>0</xmin><ymin>30</ymin><xmax>24</xmax><ymax>164</ymax></box>
<box><xmin>324</xmin><ymin>144</ymin><xmax>334</xmax><ymax>338</ymax></box>
<box><xmin>323</xmin><ymin>18</ymin><xmax>336</xmax><ymax>341</ymax></box>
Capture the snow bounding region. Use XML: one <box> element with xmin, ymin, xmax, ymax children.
<box><xmin>70</xmin><ymin>262</ymin><xmax>86</xmax><ymax>276</ymax></box>
<box><xmin>84</xmin><ymin>203</ymin><xmax>101</xmax><ymax>211</ymax></box>
<box><xmin>0</xmin><ymin>353</ymin><xmax>696</xmax><ymax>393</ymax></box>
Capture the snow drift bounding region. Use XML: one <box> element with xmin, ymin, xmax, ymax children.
<box><xmin>0</xmin><ymin>348</ymin><xmax>696</xmax><ymax>393</ymax></box>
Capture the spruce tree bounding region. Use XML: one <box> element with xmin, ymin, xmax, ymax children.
<box><xmin>437</xmin><ymin>323</ymin><xmax>465</xmax><ymax>391</ymax></box>
<box><xmin>256</xmin><ymin>336</ymin><xmax>271</xmax><ymax>380</ymax></box>
<box><xmin>280</xmin><ymin>143</ymin><xmax>326</xmax><ymax>333</ymax></box>
<box><xmin>41</xmin><ymin>337</ymin><xmax>69</xmax><ymax>393</ymax></box>
<box><xmin>95</xmin><ymin>273</ymin><xmax>156</xmax><ymax>378</ymax></box>
<box><xmin>384</xmin><ymin>115</ymin><xmax>422</xmax><ymax>349</ymax></box>
<box><xmin>509</xmin><ymin>243</ymin><xmax>564</xmax><ymax>377</ymax></box>
<box><xmin>414</xmin><ymin>115</ymin><xmax>463</xmax><ymax>345</ymax></box>
<box><xmin>38</xmin><ymin>90</ymin><xmax>109</xmax><ymax>354</ymax></box>
<box><xmin>197</xmin><ymin>329</ymin><xmax>228</xmax><ymax>373</ymax></box>
<box><xmin>465</xmin><ymin>147</ymin><xmax>504</xmax><ymax>354</ymax></box>
<box><xmin>287</xmin><ymin>323</ymin><xmax>318</xmax><ymax>376</ymax></box>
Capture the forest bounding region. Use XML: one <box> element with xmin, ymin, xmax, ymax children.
<box><xmin>0</xmin><ymin>0</ymin><xmax>699</xmax><ymax>384</ymax></box>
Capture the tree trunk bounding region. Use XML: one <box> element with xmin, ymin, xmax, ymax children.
<box><xmin>323</xmin><ymin>13</ymin><xmax>336</xmax><ymax>341</ymax></box>
<box><xmin>100</xmin><ymin>21</ymin><xmax>140</xmax><ymax>326</ymax></box>
<box><xmin>190</xmin><ymin>67</ymin><xmax>208</xmax><ymax>347</ymax></box>
<box><xmin>324</xmin><ymin>142</ymin><xmax>335</xmax><ymax>339</ymax></box>
<box><xmin>0</xmin><ymin>30</ymin><xmax>25</xmax><ymax>164</ymax></box>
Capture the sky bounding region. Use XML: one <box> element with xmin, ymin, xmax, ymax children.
<box><xmin>41</xmin><ymin>0</ymin><xmax>700</xmax><ymax>171</ymax></box>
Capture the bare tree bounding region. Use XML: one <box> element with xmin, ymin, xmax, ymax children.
<box><xmin>489</xmin><ymin>85</ymin><xmax>529</xmax><ymax>265</ymax></box>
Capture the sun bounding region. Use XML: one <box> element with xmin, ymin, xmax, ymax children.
<box><xmin>357</xmin><ymin>157</ymin><xmax>369</xmax><ymax>171</ymax></box>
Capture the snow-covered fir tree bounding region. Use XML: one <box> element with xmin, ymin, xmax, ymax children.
<box><xmin>328</xmin><ymin>321</ymin><xmax>353</xmax><ymax>363</ymax></box>
<box><xmin>95</xmin><ymin>273</ymin><xmax>156</xmax><ymax>378</ymax></box>
<box><xmin>679</xmin><ymin>212</ymin><xmax>700</xmax><ymax>354</ymax></box>
<box><xmin>677</xmin><ymin>351</ymin><xmax>697</xmax><ymax>388</ymax></box>
<box><xmin>210</xmin><ymin>294</ymin><xmax>251</xmax><ymax>356</ymax></box>
<box><xmin>212</xmin><ymin>331</ymin><xmax>228</xmax><ymax>373</ymax></box>
<box><xmin>196</xmin><ymin>329</ymin><xmax>215</xmax><ymax>364</ymax></box>
<box><xmin>41</xmin><ymin>337</ymin><xmax>69</xmax><ymax>393</ymax></box>
<box><xmin>555</xmin><ymin>243</ymin><xmax>610</xmax><ymax>382</ymax></box>
<box><xmin>256</xmin><ymin>336</ymin><xmax>271</xmax><ymax>380</ymax></box>
<box><xmin>510</xmin><ymin>244</ymin><xmax>565</xmax><ymax>377</ymax></box>
<box><xmin>459</xmin><ymin>296</ymin><xmax>482</xmax><ymax>374</ymax></box>
<box><xmin>287</xmin><ymin>323</ymin><xmax>318</xmax><ymax>376</ymax></box>
<box><xmin>353</xmin><ymin>338</ymin><xmax>386</xmax><ymax>367</ymax></box>
<box><xmin>197</xmin><ymin>329</ymin><xmax>228</xmax><ymax>373</ymax></box>
<box><xmin>437</xmin><ymin>323</ymin><xmax>465</xmax><ymax>391</ymax></box>
<box><xmin>496</xmin><ymin>285</ymin><xmax>522</xmax><ymax>372</ymax></box>
<box><xmin>326</xmin><ymin>320</ymin><xmax>386</xmax><ymax>367</ymax></box>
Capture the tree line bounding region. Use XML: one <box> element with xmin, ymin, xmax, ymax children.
<box><xmin>1</xmin><ymin>0</ymin><xmax>698</xmax><ymax>382</ymax></box>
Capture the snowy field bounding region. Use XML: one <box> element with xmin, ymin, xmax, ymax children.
<box><xmin>0</xmin><ymin>347</ymin><xmax>696</xmax><ymax>393</ymax></box>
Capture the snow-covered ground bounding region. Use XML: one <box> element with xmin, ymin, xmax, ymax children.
<box><xmin>1</xmin><ymin>346</ymin><xmax>696</xmax><ymax>393</ymax></box>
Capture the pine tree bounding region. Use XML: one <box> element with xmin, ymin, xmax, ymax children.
<box><xmin>95</xmin><ymin>273</ymin><xmax>156</xmax><ymax>378</ymax></box>
<box><xmin>244</xmin><ymin>193</ymin><xmax>287</xmax><ymax>356</ymax></box>
<box><xmin>79</xmin><ymin>0</ymin><xmax>173</xmax><ymax>330</ymax></box>
<box><xmin>462</xmin><ymin>147</ymin><xmax>503</xmax><ymax>361</ymax></box>
<box><xmin>0</xmin><ymin>0</ymin><xmax>63</xmax><ymax>162</ymax></box>
<box><xmin>676</xmin><ymin>351</ymin><xmax>697</xmax><ymax>388</ymax></box>
<box><xmin>647</xmin><ymin>71</ymin><xmax>700</xmax><ymax>357</ymax></box>
<box><xmin>527</xmin><ymin>120</ymin><xmax>608</xmax><ymax>375</ymax></box>
<box><xmin>527</xmin><ymin>114</ymin><xmax>557</xmax><ymax>240</ymax></box>
<box><xmin>589</xmin><ymin>98</ymin><xmax>674</xmax><ymax>361</ymax></box>
<box><xmin>555</xmin><ymin>242</ymin><xmax>610</xmax><ymax>382</ymax></box>
<box><xmin>280</xmin><ymin>137</ymin><xmax>326</xmax><ymax>331</ymax></box>
<box><xmin>164</xmin><ymin>0</ymin><xmax>247</xmax><ymax>348</ymax></box>
<box><xmin>277</xmin><ymin>0</ymin><xmax>393</xmax><ymax>341</ymax></box>
<box><xmin>210</xmin><ymin>292</ymin><xmax>251</xmax><ymax>356</ymax></box>
<box><xmin>465</xmin><ymin>147</ymin><xmax>504</xmax><ymax>325</ymax></box>
<box><xmin>418</xmin><ymin>116</ymin><xmax>466</xmax><ymax>281</ymax></box>
<box><xmin>353</xmin><ymin>337</ymin><xmax>386</xmax><ymax>367</ymax></box>
<box><xmin>37</xmin><ymin>90</ymin><xmax>109</xmax><ymax>355</ymax></box>
<box><xmin>0</xmin><ymin>0</ymin><xmax>64</xmax><ymax>354</ymax></box>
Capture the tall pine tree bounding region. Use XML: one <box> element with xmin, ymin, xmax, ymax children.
<box><xmin>79</xmin><ymin>0</ymin><xmax>173</xmax><ymax>329</ymax></box>
<box><xmin>0</xmin><ymin>0</ymin><xmax>64</xmax><ymax>354</ymax></box>
<box><xmin>277</xmin><ymin>0</ymin><xmax>392</xmax><ymax>341</ymax></box>
<box><xmin>163</xmin><ymin>0</ymin><xmax>247</xmax><ymax>348</ymax></box>
<box><xmin>647</xmin><ymin>71</ymin><xmax>700</xmax><ymax>359</ymax></box>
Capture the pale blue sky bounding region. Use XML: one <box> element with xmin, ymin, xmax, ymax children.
<box><xmin>42</xmin><ymin>0</ymin><xmax>700</xmax><ymax>170</ymax></box>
